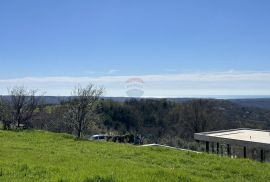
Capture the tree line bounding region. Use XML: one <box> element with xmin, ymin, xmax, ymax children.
<box><xmin>1</xmin><ymin>84</ymin><xmax>270</xmax><ymax>149</ymax></box>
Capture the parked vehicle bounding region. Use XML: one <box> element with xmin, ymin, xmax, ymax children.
<box><xmin>91</xmin><ymin>134</ymin><xmax>107</xmax><ymax>141</ymax></box>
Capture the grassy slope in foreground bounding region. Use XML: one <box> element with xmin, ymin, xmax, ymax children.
<box><xmin>0</xmin><ymin>130</ymin><xmax>270</xmax><ymax>182</ymax></box>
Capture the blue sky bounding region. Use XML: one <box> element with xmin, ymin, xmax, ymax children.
<box><xmin>0</xmin><ymin>0</ymin><xmax>270</xmax><ymax>97</ymax></box>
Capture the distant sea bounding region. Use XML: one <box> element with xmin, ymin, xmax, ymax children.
<box><xmin>199</xmin><ymin>95</ymin><xmax>270</xmax><ymax>99</ymax></box>
<box><xmin>139</xmin><ymin>95</ymin><xmax>270</xmax><ymax>99</ymax></box>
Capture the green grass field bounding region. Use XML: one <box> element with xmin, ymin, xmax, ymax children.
<box><xmin>0</xmin><ymin>130</ymin><xmax>270</xmax><ymax>182</ymax></box>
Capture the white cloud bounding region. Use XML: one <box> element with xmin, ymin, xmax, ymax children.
<box><xmin>82</xmin><ymin>69</ymin><xmax>120</xmax><ymax>75</ymax></box>
<box><xmin>0</xmin><ymin>71</ymin><xmax>270</xmax><ymax>97</ymax></box>
<box><xmin>1</xmin><ymin>71</ymin><xmax>270</xmax><ymax>83</ymax></box>
<box><xmin>106</xmin><ymin>69</ymin><xmax>120</xmax><ymax>75</ymax></box>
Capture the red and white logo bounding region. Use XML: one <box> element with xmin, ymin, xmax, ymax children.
<box><xmin>125</xmin><ymin>77</ymin><xmax>144</xmax><ymax>97</ymax></box>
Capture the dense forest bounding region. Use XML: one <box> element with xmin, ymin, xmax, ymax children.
<box><xmin>99</xmin><ymin>98</ymin><xmax>270</xmax><ymax>148</ymax></box>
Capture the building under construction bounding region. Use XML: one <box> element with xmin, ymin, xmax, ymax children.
<box><xmin>194</xmin><ymin>128</ymin><xmax>270</xmax><ymax>162</ymax></box>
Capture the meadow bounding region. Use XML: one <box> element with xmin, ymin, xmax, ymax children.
<box><xmin>0</xmin><ymin>130</ymin><xmax>270</xmax><ymax>182</ymax></box>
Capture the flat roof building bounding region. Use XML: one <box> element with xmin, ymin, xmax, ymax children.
<box><xmin>194</xmin><ymin>128</ymin><xmax>270</xmax><ymax>162</ymax></box>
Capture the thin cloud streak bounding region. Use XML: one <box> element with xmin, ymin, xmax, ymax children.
<box><xmin>0</xmin><ymin>71</ymin><xmax>270</xmax><ymax>96</ymax></box>
<box><xmin>1</xmin><ymin>71</ymin><xmax>270</xmax><ymax>83</ymax></box>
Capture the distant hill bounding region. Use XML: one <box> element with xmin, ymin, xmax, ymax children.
<box><xmin>2</xmin><ymin>95</ymin><xmax>270</xmax><ymax>110</ymax></box>
<box><xmin>108</xmin><ymin>97</ymin><xmax>270</xmax><ymax>111</ymax></box>
<box><xmin>0</xmin><ymin>96</ymin><xmax>68</xmax><ymax>105</ymax></box>
<box><xmin>230</xmin><ymin>99</ymin><xmax>270</xmax><ymax>110</ymax></box>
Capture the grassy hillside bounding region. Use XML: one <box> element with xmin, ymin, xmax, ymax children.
<box><xmin>0</xmin><ymin>130</ymin><xmax>270</xmax><ymax>182</ymax></box>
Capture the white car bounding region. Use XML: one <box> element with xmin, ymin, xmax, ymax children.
<box><xmin>91</xmin><ymin>134</ymin><xmax>107</xmax><ymax>141</ymax></box>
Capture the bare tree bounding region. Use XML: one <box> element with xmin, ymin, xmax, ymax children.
<box><xmin>8</xmin><ymin>86</ymin><xmax>41</xmax><ymax>128</ymax></box>
<box><xmin>182</xmin><ymin>99</ymin><xmax>218</xmax><ymax>135</ymax></box>
<box><xmin>66</xmin><ymin>84</ymin><xmax>104</xmax><ymax>138</ymax></box>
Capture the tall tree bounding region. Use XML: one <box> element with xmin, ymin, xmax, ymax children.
<box><xmin>66</xmin><ymin>84</ymin><xmax>104</xmax><ymax>138</ymax></box>
<box><xmin>183</xmin><ymin>99</ymin><xmax>213</xmax><ymax>134</ymax></box>
<box><xmin>8</xmin><ymin>86</ymin><xmax>41</xmax><ymax>128</ymax></box>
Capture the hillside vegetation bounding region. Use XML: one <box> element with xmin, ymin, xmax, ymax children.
<box><xmin>1</xmin><ymin>130</ymin><xmax>270</xmax><ymax>182</ymax></box>
<box><xmin>2</xmin><ymin>91</ymin><xmax>270</xmax><ymax>150</ymax></box>
<box><xmin>26</xmin><ymin>98</ymin><xmax>270</xmax><ymax>150</ymax></box>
